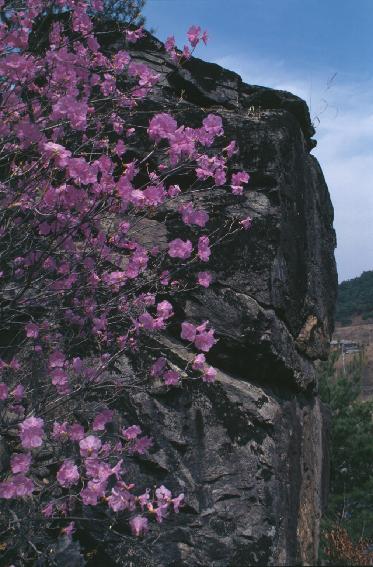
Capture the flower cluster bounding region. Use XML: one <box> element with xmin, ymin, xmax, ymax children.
<box><xmin>0</xmin><ymin>0</ymin><xmax>252</xmax><ymax>554</ymax></box>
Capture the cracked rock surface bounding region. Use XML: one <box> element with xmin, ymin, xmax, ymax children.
<box><xmin>93</xmin><ymin>30</ymin><xmax>337</xmax><ymax>566</ymax></box>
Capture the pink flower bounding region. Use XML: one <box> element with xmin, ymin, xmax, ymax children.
<box><xmin>79</xmin><ymin>435</ymin><xmax>102</xmax><ymax>457</ymax></box>
<box><xmin>130</xmin><ymin>515</ymin><xmax>149</xmax><ymax>537</ymax></box>
<box><xmin>148</xmin><ymin>113</ymin><xmax>177</xmax><ymax>142</ymax></box>
<box><xmin>92</xmin><ymin>409</ymin><xmax>114</xmax><ymax>431</ymax></box>
<box><xmin>42</xmin><ymin>502</ymin><xmax>54</xmax><ymax>517</ymax></box>
<box><xmin>25</xmin><ymin>322</ymin><xmax>39</xmax><ymax>339</ymax></box>
<box><xmin>57</xmin><ymin>460</ymin><xmax>80</xmax><ymax>488</ymax></box>
<box><xmin>12</xmin><ymin>384</ymin><xmax>24</xmax><ymax>401</ymax></box>
<box><xmin>43</xmin><ymin>142</ymin><xmax>71</xmax><ymax>168</ymax></box>
<box><xmin>68</xmin><ymin>423</ymin><xmax>85</xmax><ymax>441</ymax></box>
<box><xmin>181</xmin><ymin>322</ymin><xmax>196</xmax><ymax>342</ymax></box>
<box><xmin>13</xmin><ymin>475</ymin><xmax>34</xmax><ymax>497</ymax></box>
<box><xmin>49</xmin><ymin>351</ymin><xmax>65</xmax><ymax>368</ymax></box>
<box><xmin>163</xmin><ymin>370</ymin><xmax>180</xmax><ymax>386</ymax></box>
<box><xmin>202</xmin><ymin>366</ymin><xmax>217</xmax><ymax>383</ymax></box>
<box><xmin>165</xmin><ymin>36</ymin><xmax>176</xmax><ymax>53</ymax></box>
<box><xmin>168</xmin><ymin>184</ymin><xmax>181</xmax><ymax>197</ymax></box>
<box><xmin>197</xmin><ymin>271</ymin><xmax>212</xmax><ymax>288</ymax></box>
<box><xmin>223</xmin><ymin>140</ymin><xmax>238</xmax><ymax>157</ymax></box>
<box><xmin>0</xmin><ymin>383</ymin><xmax>8</xmax><ymax>400</ymax></box>
<box><xmin>62</xmin><ymin>521</ymin><xmax>75</xmax><ymax>538</ymax></box>
<box><xmin>172</xmin><ymin>493</ymin><xmax>185</xmax><ymax>513</ymax></box>
<box><xmin>156</xmin><ymin>300</ymin><xmax>173</xmax><ymax>319</ymax></box>
<box><xmin>52</xmin><ymin>421</ymin><xmax>68</xmax><ymax>440</ymax></box>
<box><xmin>10</xmin><ymin>453</ymin><xmax>31</xmax><ymax>474</ymax></box>
<box><xmin>187</xmin><ymin>25</ymin><xmax>201</xmax><ymax>47</ymax></box>
<box><xmin>19</xmin><ymin>416</ymin><xmax>44</xmax><ymax>449</ymax></box>
<box><xmin>240</xmin><ymin>216</ymin><xmax>253</xmax><ymax>230</ymax></box>
<box><xmin>168</xmin><ymin>238</ymin><xmax>193</xmax><ymax>260</ymax></box>
<box><xmin>107</xmin><ymin>485</ymin><xmax>136</xmax><ymax>512</ymax></box>
<box><xmin>150</xmin><ymin>357</ymin><xmax>167</xmax><ymax>378</ymax></box>
<box><xmin>192</xmin><ymin>353</ymin><xmax>206</xmax><ymax>370</ymax></box>
<box><xmin>195</xmin><ymin>329</ymin><xmax>217</xmax><ymax>352</ymax></box>
<box><xmin>231</xmin><ymin>171</ymin><xmax>250</xmax><ymax>194</ymax></box>
<box><xmin>201</xmin><ymin>31</ymin><xmax>209</xmax><ymax>45</ymax></box>
<box><xmin>68</xmin><ymin>157</ymin><xmax>98</xmax><ymax>185</ymax></box>
<box><xmin>197</xmin><ymin>236</ymin><xmax>211</xmax><ymax>262</ymax></box>
<box><xmin>125</xmin><ymin>27</ymin><xmax>144</xmax><ymax>43</ymax></box>
<box><xmin>203</xmin><ymin>114</ymin><xmax>223</xmax><ymax>136</ymax></box>
<box><xmin>156</xmin><ymin>485</ymin><xmax>172</xmax><ymax>505</ymax></box>
<box><xmin>122</xmin><ymin>425</ymin><xmax>142</xmax><ymax>440</ymax></box>
<box><xmin>131</xmin><ymin>436</ymin><xmax>153</xmax><ymax>455</ymax></box>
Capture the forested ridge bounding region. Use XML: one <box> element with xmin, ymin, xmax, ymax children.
<box><xmin>336</xmin><ymin>270</ymin><xmax>373</xmax><ymax>325</ymax></box>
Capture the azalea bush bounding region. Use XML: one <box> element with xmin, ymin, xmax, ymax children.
<box><xmin>0</xmin><ymin>0</ymin><xmax>251</xmax><ymax>561</ymax></box>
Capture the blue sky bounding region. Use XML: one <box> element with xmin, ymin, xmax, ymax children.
<box><xmin>144</xmin><ymin>0</ymin><xmax>373</xmax><ymax>282</ymax></box>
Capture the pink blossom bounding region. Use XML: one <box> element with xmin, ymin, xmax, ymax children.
<box><xmin>148</xmin><ymin>113</ymin><xmax>177</xmax><ymax>142</ymax></box>
<box><xmin>224</xmin><ymin>140</ymin><xmax>238</xmax><ymax>157</ymax></box>
<box><xmin>192</xmin><ymin>353</ymin><xmax>206</xmax><ymax>371</ymax></box>
<box><xmin>182</xmin><ymin>45</ymin><xmax>191</xmax><ymax>59</ymax></box>
<box><xmin>42</xmin><ymin>502</ymin><xmax>54</xmax><ymax>517</ymax></box>
<box><xmin>181</xmin><ymin>322</ymin><xmax>196</xmax><ymax>342</ymax></box>
<box><xmin>130</xmin><ymin>515</ymin><xmax>149</xmax><ymax>537</ymax></box>
<box><xmin>0</xmin><ymin>383</ymin><xmax>8</xmax><ymax>400</ymax></box>
<box><xmin>49</xmin><ymin>351</ymin><xmax>65</xmax><ymax>368</ymax></box>
<box><xmin>19</xmin><ymin>416</ymin><xmax>44</xmax><ymax>449</ymax></box>
<box><xmin>0</xmin><ymin>475</ymin><xmax>34</xmax><ymax>498</ymax></box>
<box><xmin>202</xmin><ymin>366</ymin><xmax>217</xmax><ymax>383</ymax></box>
<box><xmin>12</xmin><ymin>384</ymin><xmax>24</xmax><ymax>401</ymax></box>
<box><xmin>25</xmin><ymin>322</ymin><xmax>39</xmax><ymax>338</ymax></box>
<box><xmin>179</xmin><ymin>203</ymin><xmax>209</xmax><ymax>227</ymax></box>
<box><xmin>194</xmin><ymin>329</ymin><xmax>217</xmax><ymax>352</ymax></box>
<box><xmin>62</xmin><ymin>521</ymin><xmax>75</xmax><ymax>538</ymax></box>
<box><xmin>126</xmin><ymin>27</ymin><xmax>144</xmax><ymax>43</ymax></box>
<box><xmin>168</xmin><ymin>184</ymin><xmax>181</xmax><ymax>197</ymax></box>
<box><xmin>113</xmin><ymin>50</ymin><xmax>130</xmax><ymax>70</ymax></box>
<box><xmin>156</xmin><ymin>300</ymin><xmax>173</xmax><ymax>319</ymax></box>
<box><xmin>240</xmin><ymin>216</ymin><xmax>253</xmax><ymax>230</ymax></box>
<box><xmin>10</xmin><ymin>453</ymin><xmax>31</xmax><ymax>474</ymax></box>
<box><xmin>154</xmin><ymin>503</ymin><xmax>169</xmax><ymax>523</ymax></box>
<box><xmin>197</xmin><ymin>271</ymin><xmax>212</xmax><ymax>288</ymax></box>
<box><xmin>165</xmin><ymin>36</ymin><xmax>176</xmax><ymax>53</ymax></box>
<box><xmin>122</xmin><ymin>425</ymin><xmax>141</xmax><ymax>440</ymax></box>
<box><xmin>52</xmin><ymin>421</ymin><xmax>69</xmax><ymax>440</ymax></box>
<box><xmin>202</xmin><ymin>114</ymin><xmax>223</xmax><ymax>136</ymax></box>
<box><xmin>92</xmin><ymin>409</ymin><xmax>114</xmax><ymax>431</ymax></box>
<box><xmin>79</xmin><ymin>435</ymin><xmax>102</xmax><ymax>457</ymax></box>
<box><xmin>187</xmin><ymin>25</ymin><xmax>201</xmax><ymax>47</ymax></box>
<box><xmin>168</xmin><ymin>239</ymin><xmax>193</xmax><ymax>260</ymax></box>
<box><xmin>107</xmin><ymin>485</ymin><xmax>136</xmax><ymax>512</ymax></box>
<box><xmin>172</xmin><ymin>493</ymin><xmax>185</xmax><ymax>513</ymax></box>
<box><xmin>156</xmin><ymin>485</ymin><xmax>172</xmax><ymax>505</ymax></box>
<box><xmin>201</xmin><ymin>31</ymin><xmax>209</xmax><ymax>45</ymax></box>
<box><xmin>68</xmin><ymin>423</ymin><xmax>85</xmax><ymax>441</ymax></box>
<box><xmin>197</xmin><ymin>236</ymin><xmax>211</xmax><ymax>262</ymax></box>
<box><xmin>43</xmin><ymin>142</ymin><xmax>71</xmax><ymax>168</ymax></box>
<box><xmin>131</xmin><ymin>436</ymin><xmax>153</xmax><ymax>455</ymax></box>
<box><xmin>231</xmin><ymin>171</ymin><xmax>250</xmax><ymax>195</ymax></box>
<box><xmin>163</xmin><ymin>370</ymin><xmax>180</xmax><ymax>386</ymax></box>
<box><xmin>57</xmin><ymin>460</ymin><xmax>80</xmax><ymax>488</ymax></box>
<box><xmin>68</xmin><ymin>158</ymin><xmax>98</xmax><ymax>185</ymax></box>
<box><xmin>150</xmin><ymin>357</ymin><xmax>167</xmax><ymax>378</ymax></box>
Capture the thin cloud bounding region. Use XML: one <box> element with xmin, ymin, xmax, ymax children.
<box><xmin>214</xmin><ymin>53</ymin><xmax>373</xmax><ymax>282</ymax></box>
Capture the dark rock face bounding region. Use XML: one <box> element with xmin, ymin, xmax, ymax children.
<box><xmin>99</xmin><ymin>32</ymin><xmax>337</xmax><ymax>566</ymax></box>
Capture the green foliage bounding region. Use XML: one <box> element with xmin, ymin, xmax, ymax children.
<box><xmin>336</xmin><ymin>270</ymin><xmax>373</xmax><ymax>325</ymax></box>
<box><xmin>319</xmin><ymin>352</ymin><xmax>373</xmax><ymax>548</ymax></box>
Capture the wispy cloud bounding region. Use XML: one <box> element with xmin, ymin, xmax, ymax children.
<box><xmin>213</xmin><ymin>53</ymin><xmax>373</xmax><ymax>281</ymax></box>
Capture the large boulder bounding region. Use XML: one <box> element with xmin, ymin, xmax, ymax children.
<box><xmin>89</xmin><ymin>30</ymin><xmax>337</xmax><ymax>566</ymax></box>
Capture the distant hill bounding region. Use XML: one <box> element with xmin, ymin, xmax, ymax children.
<box><xmin>336</xmin><ymin>270</ymin><xmax>373</xmax><ymax>326</ymax></box>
